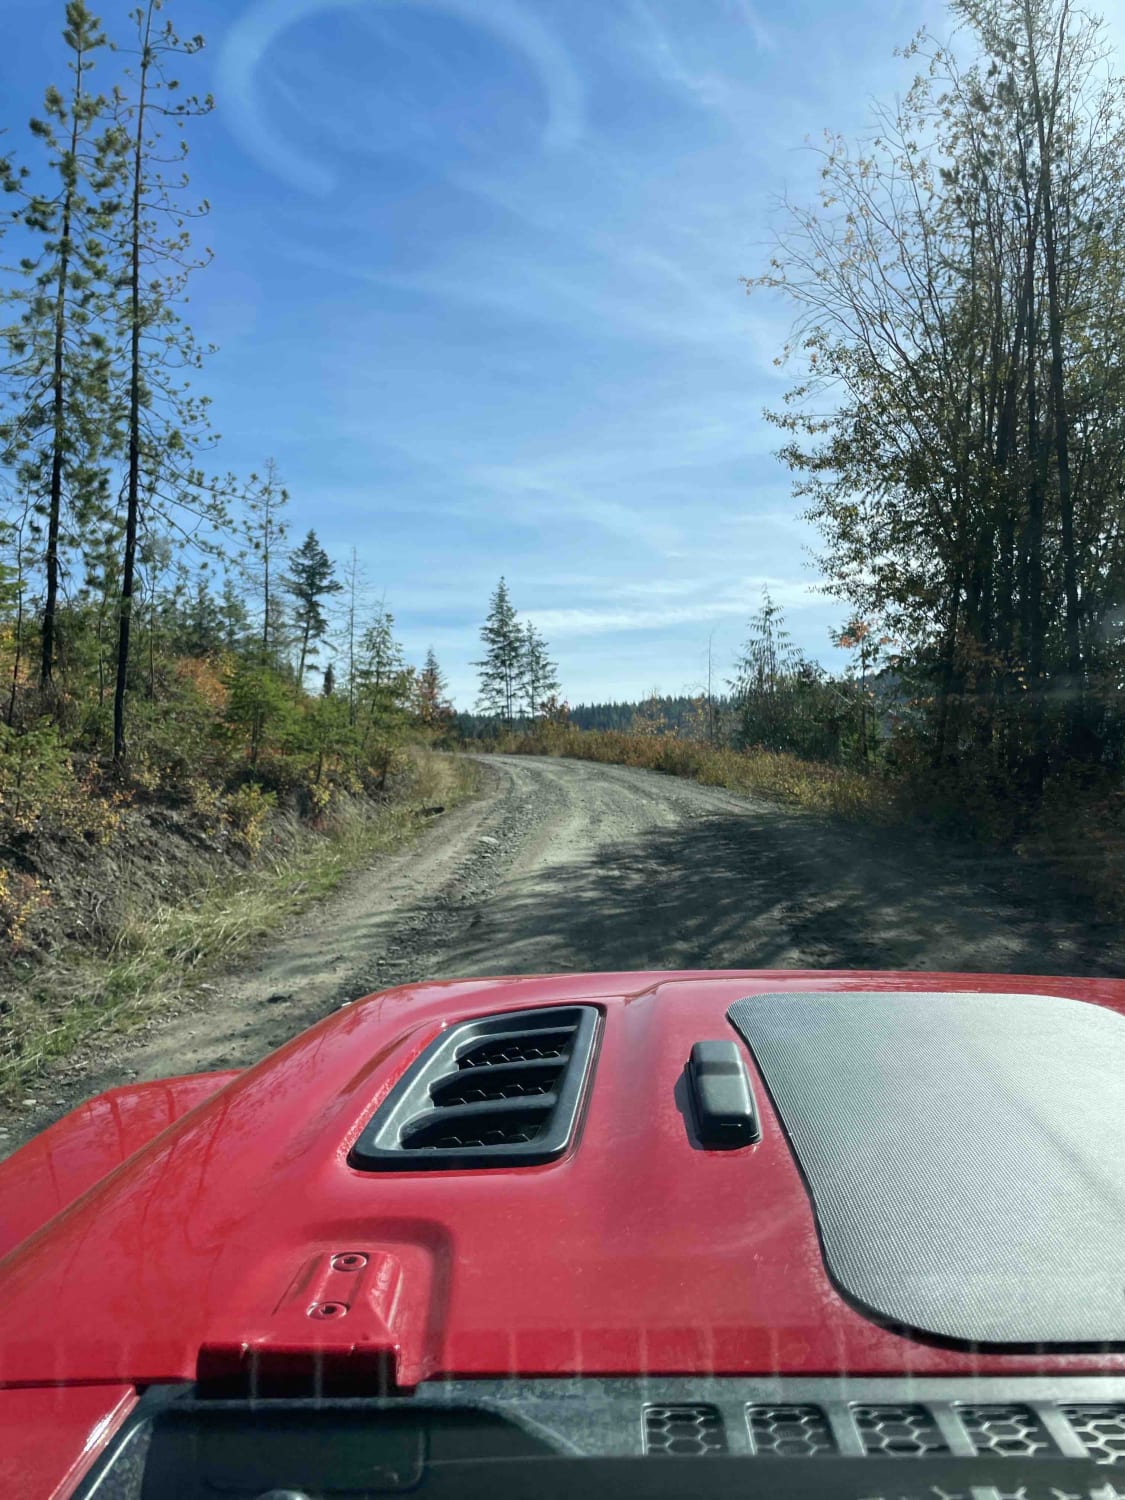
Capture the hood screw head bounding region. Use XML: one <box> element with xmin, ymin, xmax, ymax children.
<box><xmin>310</xmin><ymin>1301</ymin><xmax>348</xmax><ymax>1319</ymax></box>
<box><xmin>331</xmin><ymin>1252</ymin><xmax>367</xmax><ymax>1271</ymax></box>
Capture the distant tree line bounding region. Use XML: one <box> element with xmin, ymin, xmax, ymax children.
<box><xmin>461</xmin><ymin>575</ymin><xmax>897</xmax><ymax>768</ymax></box>
<box><xmin>568</xmin><ymin>696</ymin><xmax>733</xmax><ymax>735</ymax></box>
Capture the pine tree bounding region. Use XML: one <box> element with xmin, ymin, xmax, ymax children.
<box><xmin>237</xmin><ymin>458</ymin><xmax>288</xmax><ymax>665</ymax></box>
<box><xmin>474</xmin><ymin>577</ymin><xmax>522</xmax><ymax>727</ymax></box>
<box><xmin>218</xmin><ymin>572</ymin><xmax>249</xmax><ymax>652</ymax></box>
<box><xmin>182</xmin><ymin>570</ymin><xmax>223</xmax><ymax>657</ymax></box>
<box><xmin>353</xmin><ymin>606</ymin><xmax>412</xmax><ymax>781</ymax></box>
<box><xmin>0</xmin><ymin>1</ymin><xmax>124</xmax><ymax>690</ymax></box>
<box><xmin>731</xmin><ymin>591</ymin><xmax>800</xmax><ymax>752</ymax></box>
<box><xmin>520</xmin><ymin>621</ymin><xmax>559</xmax><ymax>720</ymax></box>
<box><xmin>284</xmin><ymin>529</ymin><xmax>342</xmax><ymax>688</ymax></box>
<box><xmin>354</xmin><ymin>606</ymin><xmax>405</xmax><ymax>752</ymax></box>
<box><xmin>322</xmin><ymin>661</ymin><xmax>335</xmax><ymax>697</ymax></box>
<box><xmin>111</xmin><ymin>0</ymin><xmax>217</xmax><ymax>765</ymax></box>
<box><xmin>341</xmin><ymin>546</ymin><xmax>364</xmax><ymax>725</ymax></box>
<box><xmin>416</xmin><ymin>645</ymin><xmax>451</xmax><ymax>727</ymax></box>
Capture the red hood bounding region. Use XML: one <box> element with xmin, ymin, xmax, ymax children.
<box><xmin>2</xmin><ymin>969</ymin><xmax>1124</xmax><ymax>1397</ymax></box>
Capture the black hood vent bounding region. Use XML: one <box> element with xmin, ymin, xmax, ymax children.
<box><xmin>349</xmin><ymin>1005</ymin><xmax>600</xmax><ymax>1171</ymax></box>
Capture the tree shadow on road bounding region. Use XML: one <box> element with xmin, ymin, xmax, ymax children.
<box><xmin>430</xmin><ymin>802</ymin><xmax>1120</xmax><ymax>980</ymax></box>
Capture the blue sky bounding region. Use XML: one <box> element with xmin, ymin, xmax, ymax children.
<box><xmin>6</xmin><ymin>0</ymin><xmax>963</xmax><ymax>706</ymax></box>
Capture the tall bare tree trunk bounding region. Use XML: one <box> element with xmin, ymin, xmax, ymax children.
<box><xmin>41</xmin><ymin>47</ymin><xmax>89</xmax><ymax>689</ymax></box>
<box><xmin>113</xmin><ymin>2</ymin><xmax>153</xmax><ymax>766</ymax></box>
<box><xmin>1025</xmin><ymin>0</ymin><xmax>1083</xmax><ymax>691</ymax></box>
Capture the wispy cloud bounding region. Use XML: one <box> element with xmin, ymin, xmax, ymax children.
<box><xmin>527</xmin><ymin>577</ymin><xmax>829</xmax><ymax>638</ymax></box>
<box><xmin>626</xmin><ymin>0</ymin><xmax>765</xmax><ymax>130</ymax></box>
<box><xmin>282</xmin><ymin>239</ymin><xmax>766</xmax><ymax>358</ymax></box>
<box><xmin>217</xmin><ymin>0</ymin><xmax>585</xmax><ymax>194</ymax></box>
<box><xmin>725</xmin><ymin>0</ymin><xmax>779</xmax><ymax>54</ymax></box>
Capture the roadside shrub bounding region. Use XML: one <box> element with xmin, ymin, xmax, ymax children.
<box><xmin>125</xmin><ymin>671</ymin><xmax>231</xmax><ymax>799</ymax></box>
<box><xmin>0</xmin><ymin>721</ymin><xmax>121</xmax><ymax>844</ymax></box>
<box><xmin>361</xmin><ymin>732</ymin><xmax>408</xmax><ymax>794</ymax></box>
<box><xmin>222</xmin><ymin>663</ymin><xmax>295</xmax><ymax>772</ymax></box>
<box><xmin>187</xmin><ymin>776</ymin><xmax>223</xmax><ymax>830</ymax></box>
<box><xmin>0</xmin><ymin>722</ymin><xmax>73</xmax><ymax>836</ymax></box>
<box><xmin>223</xmin><ymin>782</ymin><xmax>276</xmax><ymax>853</ymax></box>
<box><xmin>303</xmin><ymin>780</ymin><xmax>334</xmax><ymax>823</ymax></box>
<box><xmin>1024</xmin><ymin>773</ymin><xmax>1125</xmax><ymax>917</ymax></box>
<box><xmin>0</xmin><ymin>866</ymin><xmax>48</xmax><ymax>948</ymax></box>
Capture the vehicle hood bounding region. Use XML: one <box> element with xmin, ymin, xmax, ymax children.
<box><xmin>1</xmin><ymin>969</ymin><xmax>1124</xmax><ymax>1395</ymax></box>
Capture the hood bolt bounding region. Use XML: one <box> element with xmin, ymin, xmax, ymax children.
<box><xmin>331</xmin><ymin>1252</ymin><xmax>368</xmax><ymax>1271</ymax></box>
<box><xmin>310</xmin><ymin>1301</ymin><xmax>348</xmax><ymax>1319</ymax></box>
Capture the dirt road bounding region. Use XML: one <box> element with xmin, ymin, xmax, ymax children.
<box><xmin>4</xmin><ymin>754</ymin><xmax>1120</xmax><ymax>1152</ymax></box>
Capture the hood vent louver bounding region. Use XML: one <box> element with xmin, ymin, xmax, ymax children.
<box><xmin>349</xmin><ymin>1006</ymin><xmax>600</xmax><ymax>1171</ymax></box>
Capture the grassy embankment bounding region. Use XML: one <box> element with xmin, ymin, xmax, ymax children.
<box><xmin>0</xmin><ymin>749</ymin><xmax>479</xmax><ymax>1097</ymax></box>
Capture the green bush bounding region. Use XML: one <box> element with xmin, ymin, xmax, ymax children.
<box><xmin>0</xmin><ymin>720</ymin><xmax>121</xmax><ymax>843</ymax></box>
<box><xmin>223</xmin><ymin>782</ymin><xmax>277</xmax><ymax>853</ymax></box>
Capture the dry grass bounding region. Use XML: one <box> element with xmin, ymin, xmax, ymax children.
<box><xmin>0</xmin><ymin>750</ymin><xmax>479</xmax><ymax>1095</ymax></box>
<box><xmin>500</xmin><ymin>726</ymin><xmax>1125</xmax><ymax>920</ymax></box>
<box><xmin>499</xmin><ymin>725</ymin><xmax>888</xmax><ymax>822</ymax></box>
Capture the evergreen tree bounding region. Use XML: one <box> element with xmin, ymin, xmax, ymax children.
<box><xmin>237</xmin><ymin>457</ymin><xmax>288</xmax><ymax>665</ymax></box>
<box><xmin>182</xmin><ymin>570</ymin><xmax>223</xmax><ymax>657</ymax></box>
<box><xmin>353</xmin><ymin>606</ymin><xmax>412</xmax><ymax>781</ymax></box>
<box><xmin>520</xmin><ymin>621</ymin><xmax>559</xmax><ymax>720</ymax></box>
<box><xmin>731</xmin><ymin>591</ymin><xmax>801</xmax><ymax>752</ymax></box>
<box><xmin>322</xmin><ymin>661</ymin><xmax>335</xmax><ymax>697</ymax></box>
<box><xmin>354</xmin><ymin>606</ymin><xmax>406</xmax><ymax>750</ymax></box>
<box><xmin>224</xmin><ymin>658</ymin><xmax>290</xmax><ymax>771</ymax></box>
<box><xmin>217</xmin><ymin>572</ymin><xmax>249</xmax><ymax>652</ymax></box>
<box><xmin>475</xmin><ymin>577</ymin><xmax>522</xmax><ymax>727</ymax></box>
<box><xmin>416</xmin><ymin>645</ymin><xmax>451</xmax><ymax>727</ymax></box>
<box><xmin>111</xmin><ymin>0</ymin><xmax>217</xmax><ymax>765</ymax></box>
<box><xmin>284</xmin><ymin>529</ymin><xmax>341</xmax><ymax>687</ymax></box>
<box><xmin>0</xmin><ymin>1</ymin><xmax>124</xmax><ymax>690</ymax></box>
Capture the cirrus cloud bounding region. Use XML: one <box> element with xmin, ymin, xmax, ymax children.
<box><xmin>217</xmin><ymin>0</ymin><xmax>585</xmax><ymax>194</ymax></box>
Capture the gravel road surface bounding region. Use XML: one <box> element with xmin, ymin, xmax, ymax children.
<box><xmin>4</xmin><ymin>754</ymin><xmax>1120</xmax><ymax>1152</ymax></box>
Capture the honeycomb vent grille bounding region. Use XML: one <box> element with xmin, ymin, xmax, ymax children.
<box><xmin>1059</xmin><ymin>1404</ymin><xmax>1125</xmax><ymax>1464</ymax></box>
<box><xmin>853</xmin><ymin>1404</ymin><xmax>951</xmax><ymax>1457</ymax></box>
<box><xmin>642</xmin><ymin>1405</ymin><xmax>727</xmax><ymax>1456</ymax></box>
<box><xmin>747</xmin><ymin>1403</ymin><xmax>836</xmax><ymax>1456</ymax></box>
<box><xmin>956</xmin><ymin>1403</ymin><xmax>1053</xmax><ymax>1458</ymax></box>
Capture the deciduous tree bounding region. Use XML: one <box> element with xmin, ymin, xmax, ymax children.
<box><xmin>748</xmin><ymin>0</ymin><xmax>1125</xmax><ymax>792</ymax></box>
